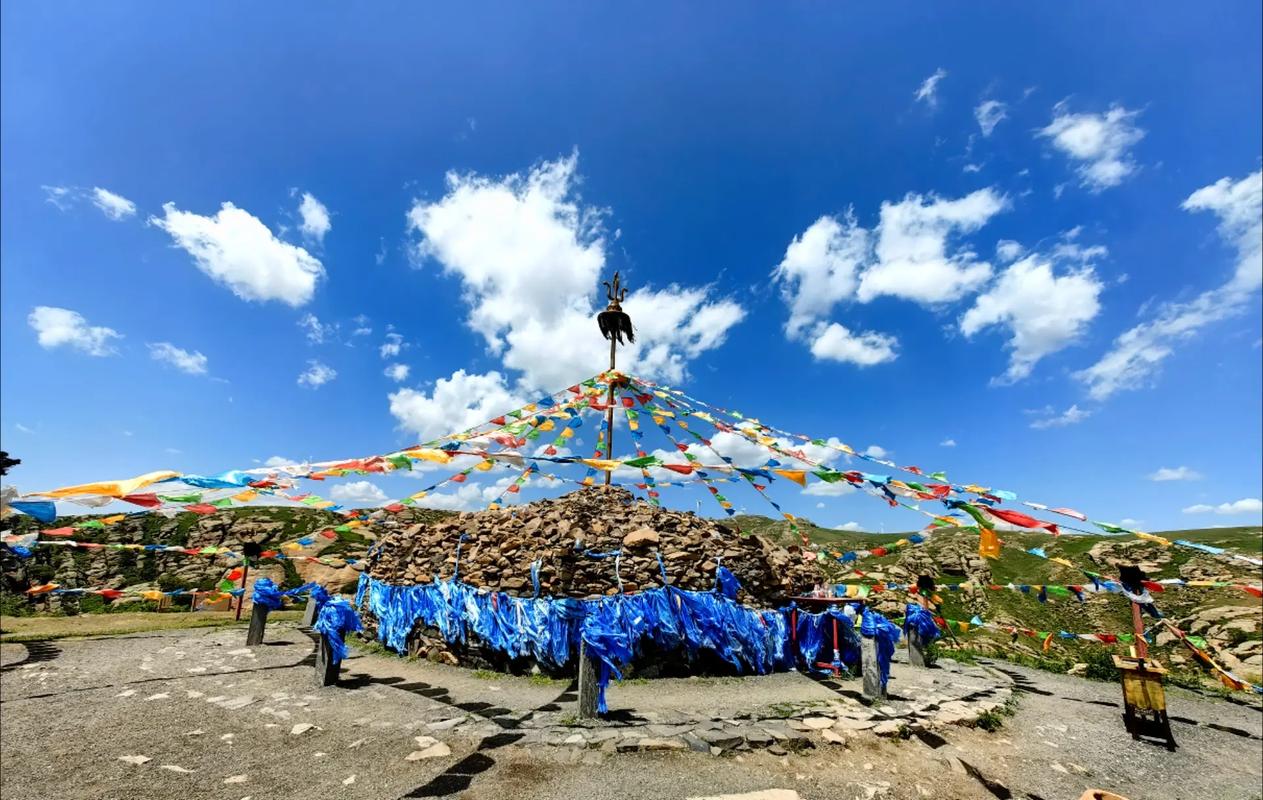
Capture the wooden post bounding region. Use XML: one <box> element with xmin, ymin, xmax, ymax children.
<box><xmin>861</xmin><ymin>635</ymin><xmax>886</xmax><ymax>702</ymax></box>
<box><xmin>234</xmin><ymin>560</ymin><xmax>250</xmax><ymax>621</ymax></box>
<box><xmin>577</xmin><ymin>641</ymin><xmax>600</xmax><ymax>718</ymax></box>
<box><xmin>907</xmin><ymin>626</ymin><xmax>928</xmax><ymax>668</ymax></box>
<box><xmin>302</xmin><ymin>595</ymin><xmax>319</xmax><ymax>627</ymax></box>
<box><xmin>246</xmin><ymin>604</ymin><xmax>269</xmax><ymax>646</ymax></box>
<box><xmin>314</xmin><ymin>634</ymin><xmax>340</xmax><ymax>687</ymax></box>
<box><xmin>1131</xmin><ymin>601</ymin><xmax>1149</xmax><ymax>659</ymax></box>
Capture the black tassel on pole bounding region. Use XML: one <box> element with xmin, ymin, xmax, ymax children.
<box><xmin>597</xmin><ymin>272</ymin><xmax>635</xmax><ymax>345</ymax></box>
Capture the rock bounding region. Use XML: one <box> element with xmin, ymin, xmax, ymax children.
<box><xmin>289</xmin><ymin>723</ymin><xmax>317</xmax><ymax>735</ymax></box>
<box><xmin>873</xmin><ymin>721</ymin><xmax>902</xmax><ymax>737</ymax></box>
<box><xmin>696</xmin><ymin>729</ymin><xmax>744</xmax><ymax>750</ymax></box>
<box><xmin>634</xmin><ymin>738</ymin><xmax>688</xmax><ymax>751</ymax></box>
<box><xmin>412</xmin><ymin>735</ymin><xmax>439</xmax><ymax>748</ymax></box>
<box><xmin>833</xmin><ymin>718</ymin><xmax>876</xmax><ymax>731</ymax></box>
<box><xmin>743</xmin><ymin>730</ymin><xmax>774</xmax><ymax>747</ymax></box>
<box><xmin>427</xmin><ymin>717</ymin><xmax>464</xmax><ymax>731</ymax></box>
<box><xmin>158</xmin><ymin>765</ymin><xmax>195</xmax><ymax>773</ymax></box>
<box><xmin>1066</xmin><ymin>663</ymin><xmax>1088</xmax><ymax>677</ymax></box>
<box><xmin>801</xmin><ymin>717</ymin><xmax>834</xmax><ymax>730</ymax></box>
<box><xmin>681</xmin><ymin>734</ymin><xmax>710</xmax><ymax>753</ymax></box>
<box><xmin>821</xmin><ymin>729</ymin><xmax>848</xmax><ymax>745</ymax></box>
<box><xmin>225</xmin><ymin>775</ymin><xmax>248</xmax><ymax>784</ymax></box>
<box><xmin>563</xmin><ymin>734</ymin><xmax>585</xmax><ymax>745</ymax></box>
<box><xmin>343</xmin><ymin>775</ymin><xmax>357</xmax><ymax>785</ymax></box>
<box><xmin>623</xmin><ymin>527</ymin><xmax>661</xmax><ymax>548</ymax></box>
<box><xmin>406</xmin><ymin>743</ymin><xmax>452</xmax><ymax>760</ymax></box>
<box><xmin>117</xmin><ymin>755</ymin><xmax>151</xmax><ymax>765</ymax></box>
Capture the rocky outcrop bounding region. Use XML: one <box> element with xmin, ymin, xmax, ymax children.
<box><xmin>366</xmin><ymin>486</ymin><xmax>822</xmax><ymax>604</ymax></box>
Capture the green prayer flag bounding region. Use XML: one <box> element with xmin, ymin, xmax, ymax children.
<box><xmin>1094</xmin><ymin>521</ymin><xmax>1128</xmax><ymax>534</ymax></box>
<box><xmin>160</xmin><ymin>493</ymin><xmax>202</xmax><ymax>503</ymax></box>
<box><xmin>76</xmin><ymin>520</ymin><xmax>105</xmax><ymax>529</ymax></box>
<box><xmin>387</xmin><ymin>455</ymin><xmax>411</xmax><ymax>470</ymax></box>
<box><xmin>210</xmin><ymin>498</ymin><xmax>233</xmax><ymax>508</ymax></box>
<box><xmin>957</xmin><ymin>503</ymin><xmax>994</xmax><ymax>529</ymax></box>
<box><xmin>812</xmin><ymin>469</ymin><xmax>844</xmax><ymax>483</ymax></box>
<box><xmin>623</xmin><ymin>455</ymin><xmax>660</xmax><ymax>468</ymax></box>
<box><xmin>333</xmin><ymin>525</ymin><xmax>351</xmax><ymax>533</ymax></box>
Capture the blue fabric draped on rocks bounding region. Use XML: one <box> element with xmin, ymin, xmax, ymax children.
<box><xmin>251</xmin><ymin>578</ymin><xmax>284</xmax><ymax>611</ymax></box>
<box><xmin>904</xmin><ymin>603</ymin><xmax>942</xmax><ymax>645</ymax></box>
<box><xmin>793</xmin><ymin>606</ymin><xmax>860</xmax><ymax>670</ymax></box>
<box><xmin>313</xmin><ymin>597</ymin><xmax>362</xmax><ymax>664</ymax></box>
<box><xmin>356</xmin><ymin>574</ymin><xmax>797</xmax><ymax>712</ymax></box>
<box><xmin>715</xmin><ymin>566</ymin><xmax>741</xmax><ymax>600</ymax></box>
<box><xmin>860</xmin><ymin>609</ymin><xmax>901</xmax><ymax>689</ymax></box>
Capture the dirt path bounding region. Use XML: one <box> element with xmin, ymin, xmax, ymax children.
<box><xmin>1</xmin><ymin>626</ymin><xmax>1259</xmax><ymax>800</ymax></box>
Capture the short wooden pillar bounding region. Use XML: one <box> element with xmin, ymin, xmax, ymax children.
<box><xmin>246</xmin><ymin>604</ymin><xmax>269</xmax><ymax>646</ymax></box>
<box><xmin>861</xmin><ymin>635</ymin><xmax>886</xmax><ymax>702</ymax></box>
<box><xmin>907</xmin><ymin>627</ymin><xmax>929</xmax><ymax>668</ymax></box>
<box><xmin>577</xmin><ymin>641</ymin><xmax>600</xmax><ymax>718</ymax></box>
<box><xmin>314</xmin><ymin>634</ymin><xmax>340</xmax><ymax>687</ymax></box>
<box><xmin>302</xmin><ymin>595</ymin><xmax>319</xmax><ymax>627</ymax></box>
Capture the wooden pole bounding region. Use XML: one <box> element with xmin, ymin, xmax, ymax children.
<box><xmin>234</xmin><ymin>560</ymin><xmax>250</xmax><ymax>621</ymax></box>
<box><xmin>302</xmin><ymin>594</ymin><xmax>319</xmax><ymax>627</ymax></box>
<box><xmin>314</xmin><ymin>634</ymin><xmax>340</xmax><ymax>686</ymax></box>
<box><xmin>577</xmin><ymin>641</ymin><xmax>600</xmax><ymax>718</ymax></box>
<box><xmin>1131</xmin><ymin>601</ymin><xmax>1149</xmax><ymax>659</ymax></box>
<box><xmin>246</xmin><ymin>604</ymin><xmax>269</xmax><ymax>646</ymax></box>
<box><xmin>603</xmin><ymin>336</ymin><xmax>616</xmax><ymax>487</ymax></box>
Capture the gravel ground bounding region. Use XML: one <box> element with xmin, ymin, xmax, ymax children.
<box><xmin>2</xmin><ymin>624</ymin><xmax>1259</xmax><ymax>800</ymax></box>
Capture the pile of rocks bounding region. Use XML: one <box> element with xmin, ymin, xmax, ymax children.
<box><xmin>367</xmin><ymin>486</ymin><xmax>822</xmax><ymax>604</ymax></box>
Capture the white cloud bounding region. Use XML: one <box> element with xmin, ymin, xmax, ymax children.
<box><xmin>298</xmin><ymin>313</ymin><xmax>336</xmax><ymax>344</ymax></box>
<box><xmin>816</xmin><ymin>502</ymin><xmax>825</xmax><ymax>509</ymax></box>
<box><xmin>1148</xmin><ymin>466</ymin><xmax>1202</xmax><ymax>482</ymax></box>
<box><xmin>1119</xmin><ymin>518</ymin><xmax>1143</xmax><ymax>527</ymax></box>
<box><xmin>804</xmin><ymin>481</ymin><xmax>857</xmax><ymax>498</ymax></box>
<box><xmin>329</xmin><ymin>480</ymin><xmax>388</xmax><ymax>506</ymax></box>
<box><xmin>264</xmin><ymin>456</ymin><xmax>293</xmax><ymax>468</ymax></box>
<box><xmin>297</xmin><ymin>192</ymin><xmax>331</xmax><ymax>243</ymax></box>
<box><xmin>42</xmin><ymin>185</ymin><xmax>75</xmax><ymax>211</ymax></box>
<box><xmin>147</xmin><ymin>342</ymin><xmax>208</xmax><ymax>375</ymax></box>
<box><xmin>389</xmin><ymin>369</ymin><xmax>523</xmax><ymax>442</ymax></box>
<box><xmin>1078</xmin><ymin>170</ymin><xmax>1261</xmax><ymax>399</ymax></box>
<box><xmin>809</xmin><ymin>322</ymin><xmax>898</xmax><ymax>366</ymax></box>
<box><xmin>960</xmin><ymin>253</ymin><xmax>1103</xmax><ymax>383</ymax></box>
<box><xmin>772</xmin><ymin>189</ymin><xmax>1007</xmax><ymax>364</ymax></box>
<box><xmin>91</xmin><ymin>187</ymin><xmax>137</xmax><ymax>221</ymax></box>
<box><xmin>859</xmin><ymin>189</ymin><xmax>1008</xmax><ymax>304</ymax></box>
<box><xmin>27</xmin><ymin>306</ymin><xmax>121</xmax><ymax>356</ymax></box>
<box><xmin>384</xmin><ymin>363</ymin><xmax>410</xmax><ymax>382</ymax></box>
<box><xmin>1028</xmin><ymin>404</ymin><xmax>1091</xmax><ymax>429</ymax></box>
<box><xmin>995</xmin><ymin>240</ymin><xmax>1025</xmax><ymax>263</ymax></box>
<box><xmin>150</xmin><ymin>201</ymin><xmax>324</xmax><ymax>306</ymax></box>
<box><xmin>1182</xmin><ymin>498</ymin><xmax>1262</xmax><ymax>516</ymax></box>
<box><xmin>407</xmin><ymin>153</ymin><xmax>744</xmax><ymax>390</ymax></box>
<box><xmin>914</xmin><ymin>68</ymin><xmax>947</xmax><ymax>107</ymax></box>
<box><xmin>410</xmin><ymin>481</ymin><xmax>507</xmax><ymax>512</ymax></box>
<box><xmin>836</xmin><ymin>521</ymin><xmax>863</xmax><ymax>532</ymax></box>
<box><xmin>974</xmin><ymin>100</ymin><xmax>1008</xmax><ymax>137</ymax></box>
<box><xmin>15</xmin><ymin>423</ymin><xmax>35</xmax><ymax>434</ymax></box>
<box><xmin>1038</xmin><ymin>103</ymin><xmax>1145</xmax><ymax>191</ymax></box>
<box><xmin>940</xmin><ymin>439</ymin><xmax>956</xmax><ymax>447</ymax></box>
<box><xmin>297</xmin><ymin>360</ymin><xmax>337</xmax><ymax>388</ymax></box>
<box><xmin>380</xmin><ymin>332</ymin><xmax>405</xmax><ymax>359</ymax></box>
<box><xmin>773</xmin><ymin>214</ymin><xmax>868</xmax><ymax>338</ymax></box>
<box><xmin>862</xmin><ymin>445</ymin><xmax>888</xmax><ymax>458</ymax></box>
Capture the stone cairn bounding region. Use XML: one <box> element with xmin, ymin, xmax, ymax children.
<box><xmin>363</xmin><ymin>486</ymin><xmax>824</xmax><ymax>669</ymax></box>
<box><xmin>368</xmin><ymin>486</ymin><xmax>821</xmax><ymax>601</ymax></box>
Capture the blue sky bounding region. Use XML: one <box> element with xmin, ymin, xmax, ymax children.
<box><xmin>2</xmin><ymin>3</ymin><xmax>1260</xmax><ymax>532</ymax></box>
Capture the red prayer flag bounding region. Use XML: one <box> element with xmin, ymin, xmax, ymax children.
<box><xmin>185</xmin><ymin>504</ymin><xmax>217</xmax><ymax>515</ymax></box>
<box><xmin>384</xmin><ymin>503</ymin><xmax>405</xmax><ymax>513</ymax></box>
<box><xmin>662</xmin><ymin>464</ymin><xmax>694</xmax><ymax>475</ymax></box>
<box><xmin>41</xmin><ymin>527</ymin><xmax>75</xmax><ymax>537</ymax></box>
<box><xmin>121</xmin><ymin>493</ymin><xmax>162</xmax><ymax>508</ymax></box>
<box><xmin>97</xmin><ymin>589</ymin><xmax>123</xmax><ymax>600</ymax></box>
<box><xmin>225</xmin><ymin>568</ymin><xmax>244</xmax><ymax>581</ymax></box>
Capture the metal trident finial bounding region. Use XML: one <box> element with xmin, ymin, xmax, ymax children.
<box><xmin>603</xmin><ymin>271</ymin><xmax>628</xmax><ymax>309</ymax></box>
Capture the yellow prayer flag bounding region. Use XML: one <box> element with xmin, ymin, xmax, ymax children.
<box><xmin>34</xmin><ymin>470</ymin><xmax>180</xmax><ymax>499</ymax></box>
<box><xmin>772</xmin><ymin>469</ymin><xmax>807</xmax><ymax>487</ymax></box>
<box><xmin>978</xmin><ymin>528</ymin><xmax>1001</xmax><ymax>560</ymax></box>
<box><xmin>474</xmin><ymin>460</ymin><xmax>495</xmax><ymax>472</ymax></box>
